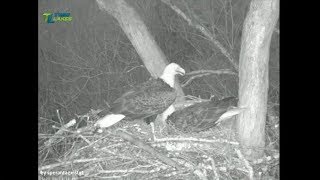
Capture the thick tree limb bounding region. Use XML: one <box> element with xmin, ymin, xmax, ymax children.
<box><xmin>96</xmin><ymin>0</ymin><xmax>185</xmax><ymax>102</ymax></box>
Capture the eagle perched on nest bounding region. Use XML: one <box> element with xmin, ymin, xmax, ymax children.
<box><xmin>95</xmin><ymin>63</ymin><xmax>185</xmax><ymax>129</ymax></box>
<box><xmin>166</xmin><ymin>97</ymin><xmax>244</xmax><ymax>133</ymax></box>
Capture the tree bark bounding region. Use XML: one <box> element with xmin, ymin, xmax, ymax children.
<box><xmin>236</xmin><ymin>0</ymin><xmax>279</xmax><ymax>159</ymax></box>
<box><xmin>96</xmin><ymin>0</ymin><xmax>185</xmax><ymax>102</ymax></box>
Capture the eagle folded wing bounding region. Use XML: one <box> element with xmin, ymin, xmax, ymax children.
<box><xmin>110</xmin><ymin>79</ymin><xmax>177</xmax><ymax>121</ymax></box>
<box><xmin>166</xmin><ymin>97</ymin><xmax>239</xmax><ymax>133</ymax></box>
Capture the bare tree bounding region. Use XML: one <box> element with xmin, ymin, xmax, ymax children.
<box><xmin>236</xmin><ymin>0</ymin><xmax>279</xmax><ymax>159</ymax></box>
<box><xmin>95</xmin><ymin>0</ymin><xmax>185</xmax><ymax>103</ymax></box>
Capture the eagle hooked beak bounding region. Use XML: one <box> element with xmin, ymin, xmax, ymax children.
<box><xmin>177</xmin><ymin>68</ymin><xmax>186</xmax><ymax>76</ymax></box>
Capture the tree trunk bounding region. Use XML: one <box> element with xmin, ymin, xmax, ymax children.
<box><xmin>96</xmin><ymin>0</ymin><xmax>185</xmax><ymax>102</ymax></box>
<box><xmin>237</xmin><ymin>0</ymin><xmax>279</xmax><ymax>160</ymax></box>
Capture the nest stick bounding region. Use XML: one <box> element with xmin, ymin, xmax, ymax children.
<box><xmin>114</xmin><ymin>130</ymin><xmax>183</xmax><ymax>171</ymax></box>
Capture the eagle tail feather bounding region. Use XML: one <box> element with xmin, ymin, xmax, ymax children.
<box><xmin>95</xmin><ymin>114</ymin><xmax>126</xmax><ymax>128</ymax></box>
<box><xmin>215</xmin><ymin>107</ymin><xmax>246</xmax><ymax>125</ymax></box>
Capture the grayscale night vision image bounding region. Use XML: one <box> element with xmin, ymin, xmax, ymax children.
<box><xmin>39</xmin><ymin>0</ymin><xmax>279</xmax><ymax>179</ymax></box>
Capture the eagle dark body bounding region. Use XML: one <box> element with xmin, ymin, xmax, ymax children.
<box><xmin>108</xmin><ymin>78</ymin><xmax>177</xmax><ymax>122</ymax></box>
<box><xmin>166</xmin><ymin>97</ymin><xmax>238</xmax><ymax>133</ymax></box>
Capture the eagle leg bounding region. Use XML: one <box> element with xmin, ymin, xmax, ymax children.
<box><xmin>161</xmin><ymin>105</ymin><xmax>175</xmax><ymax>122</ymax></box>
<box><xmin>150</xmin><ymin>122</ymin><xmax>156</xmax><ymax>141</ymax></box>
<box><xmin>159</xmin><ymin>105</ymin><xmax>175</xmax><ymax>135</ymax></box>
<box><xmin>149</xmin><ymin>105</ymin><xmax>176</xmax><ymax>141</ymax></box>
<box><xmin>143</xmin><ymin>115</ymin><xmax>158</xmax><ymax>140</ymax></box>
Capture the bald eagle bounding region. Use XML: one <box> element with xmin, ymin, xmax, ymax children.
<box><xmin>95</xmin><ymin>63</ymin><xmax>185</xmax><ymax>129</ymax></box>
<box><xmin>166</xmin><ymin>97</ymin><xmax>244</xmax><ymax>133</ymax></box>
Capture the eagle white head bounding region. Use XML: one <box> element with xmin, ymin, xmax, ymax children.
<box><xmin>160</xmin><ymin>63</ymin><xmax>185</xmax><ymax>87</ymax></box>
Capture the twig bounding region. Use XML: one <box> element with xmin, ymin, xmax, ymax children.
<box><xmin>154</xmin><ymin>137</ymin><xmax>239</xmax><ymax>146</ymax></box>
<box><xmin>44</xmin><ymin>119</ymin><xmax>76</xmax><ymax>147</ymax></box>
<box><xmin>98</xmin><ymin>169</ymin><xmax>151</xmax><ymax>174</ymax></box>
<box><xmin>161</xmin><ymin>0</ymin><xmax>238</xmax><ymax>71</ymax></box>
<box><xmin>51</xmin><ymin>123</ymin><xmax>92</xmax><ymax>144</ymax></box>
<box><xmin>56</xmin><ymin>109</ymin><xmax>63</xmax><ymax>124</ymax></box>
<box><xmin>181</xmin><ymin>160</ymin><xmax>208</xmax><ymax>180</ymax></box>
<box><xmin>114</xmin><ymin>130</ymin><xmax>183</xmax><ymax>170</ymax></box>
<box><xmin>125</xmin><ymin>65</ymin><xmax>144</xmax><ymax>73</ymax></box>
<box><xmin>208</xmin><ymin>157</ymin><xmax>219</xmax><ymax>180</ymax></box>
<box><xmin>161</xmin><ymin>0</ymin><xmax>281</xmax><ymax>91</ymax></box>
<box><xmin>235</xmin><ymin>149</ymin><xmax>254</xmax><ymax>180</ymax></box>
<box><xmin>77</xmin><ymin>134</ymin><xmax>91</xmax><ymax>144</ymax></box>
<box><xmin>193</xmin><ymin>169</ymin><xmax>208</xmax><ymax>180</ymax></box>
<box><xmin>185</xmin><ymin>69</ymin><xmax>236</xmax><ymax>76</ymax></box>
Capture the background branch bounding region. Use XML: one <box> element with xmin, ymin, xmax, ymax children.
<box><xmin>161</xmin><ymin>0</ymin><xmax>238</xmax><ymax>71</ymax></box>
<box><xmin>182</xmin><ymin>69</ymin><xmax>237</xmax><ymax>87</ymax></box>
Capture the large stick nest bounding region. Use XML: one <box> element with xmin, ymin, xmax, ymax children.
<box><xmin>38</xmin><ymin>98</ymin><xmax>279</xmax><ymax>180</ymax></box>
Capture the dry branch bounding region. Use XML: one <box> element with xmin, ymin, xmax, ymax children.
<box><xmin>182</xmin><ymin>69</ymin><xmax>237</xmax><ymax>87</ymax></box>
<box><xmin>44</xmin><ymin>119</ymin><xmax>76</xmax><ymax>147</ymax></box>
<box><xmin>235</xmin><ymin>149</ymin><xmax>254</xmax><ymax>180</ymax></box>
<box><xmin>161</xmin><ymin>0</ymin><xmax>279</xmax><ymax>91</ymax></box>
<box><xmin>211</xmin><ymin>158</ymin><xmax>219</xmax><ymax>180</ymax></box>
<box><xmin>161</xmin><ymin>0</ymin><xmax>238</xmax><ymax>71</ymax></box>
<box><xmin>154</xmin><ymin>137</ymin><xmax>239</xmax><ymax>146</ymax></box>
